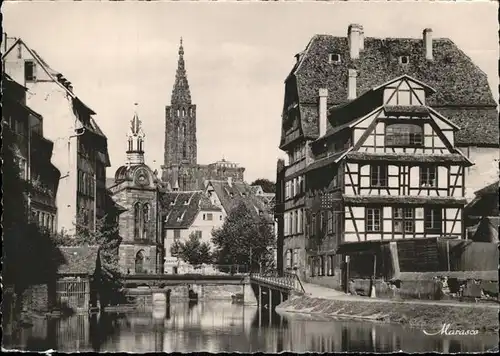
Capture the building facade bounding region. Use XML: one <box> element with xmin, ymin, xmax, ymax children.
<box><xmin>3</xmin><ymin>36</ymin><xmax>111</xmax><ymax>234</ymax></box>
<box><xmin>2</xmin><ymin>73</ymin><xmax>60</xmax><ymax>232</ymax></box>
<box><xmin>108</xmin><ymin>109</ymin><xmax>163</xmax><ymax>275</ymax></box>
<box><xmin>276</xmin><ymin>25</ymin><xmax>495</xmax><ymax>283</ymax></box>
<box><xmin>161</xmin><ymin>191</ymin><xmax>223</xmax><ymax>272</ymax></box>
<box><xmin>161</xmin><ymin>39</ymin><xmax>245</xmax><ymax>191</ymax></box>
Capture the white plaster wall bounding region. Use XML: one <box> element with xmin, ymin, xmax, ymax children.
<box><xmin>4</xmin><ymin>50</ymin><xmax>83</xmax><ymax>233</ymax></box>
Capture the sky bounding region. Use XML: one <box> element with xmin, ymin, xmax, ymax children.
<box><xmin>3</xmin><ymin>2</ymin><xmax>498</xmax><ymax>183</ymax></box>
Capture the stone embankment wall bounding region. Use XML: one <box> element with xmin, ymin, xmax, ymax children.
<box><xmin>276</xmin><ymin>295</ymin><xmax>499</xmax><ymax>334</ymax></box>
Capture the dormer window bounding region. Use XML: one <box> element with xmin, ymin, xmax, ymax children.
<box><xmin>399</xmin><ymin>56</ymin><xmax>410</xmax><ymax>65</ymax></box>
<box><xmin>329</xmin><ymin>54</ymin><xmax>341</xmax><ymax>64</ymax></box>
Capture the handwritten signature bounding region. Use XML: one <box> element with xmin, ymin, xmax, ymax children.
<box><xmin>423</xmin><ymin>323</ymin><xmax>479</xmax><ymax>336</ymax></box>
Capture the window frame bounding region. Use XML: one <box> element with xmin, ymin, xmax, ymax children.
<box><xmin>393</xmin><ymin>207</ymin><xmax>415</xmax><ymax>235</ymax></box>
<box><xmin>420</xmin><ymin>165</ymin><xmax>438</xmax><ymax>188</ymax></box>
<box><xmin>329</xmin><ymin>53</ymin><xmax>341</xmax><ymax>64</ymax></box>
<box><xmin>24</xmin><ymin>60</ymin><xmax>36</xmax><ymax>81</ymax></box>
<box><xmin>424</xmin><ymin>207</ymin><xmax>442</xmax><ymax>233</ymax></box>
<box><xmin>370</xmin><ymin>165</ymin><xmax>388</xmax><ymax>187</ymax></box>
<box><xmin>399</xmin><ymin>55</ymin><xmax>410</xmax><ymax>65</ymax></box>
<box><xmin>366</xmin><ymin>207</ymin><xmax>382</xmax><ymax>233</ymax></box>
<box><xmin>385</xmin><ymin>123</ymin><xmax>424</xmax><ymax>147</ymax></box>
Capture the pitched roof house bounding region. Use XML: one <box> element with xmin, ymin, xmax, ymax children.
<box><xmin>161</xmin><ymin>190</ymin><xmax>224</xmax><ymax>265</ymax></box>
<box><xmin>205</xmin><ymin>179</ymin><xmax>274</xmax><ymax>224</ymax></box>
<box><xmin>2</xmin><ymin>36</ymin><xmax>111</xmax><ymax>233</ymax></box>
<box><xmin>280</xmin><ymin>26</ymin><xmax>497</xmax><ymax>200</ymax></box>
<box><xmin>281</xmin><ymin>27</ymin><xmax>497</xmax><ymax>149</ymax></box>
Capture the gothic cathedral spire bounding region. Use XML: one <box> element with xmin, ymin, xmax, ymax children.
<box><xmin>162</xmin><ymin>38</ymin><xmax>198</xmax><ymax>191</ymax></box>
<box><xmin>171</xmin><ymin>37</ymin><xmax>192</xmax><ymax>105</ymax></box>
<box><xmin>127</xmin><ymin>103</ymin><xmax>145</xmax><ymax>165</ymax></box>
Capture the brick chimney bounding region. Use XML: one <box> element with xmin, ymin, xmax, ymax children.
<box><xmin>348</xmin><ymin>69</ymin><xmax>357</xmax><ymax>100</ymax></box>
<box><xmin>348</xmin><ymin>24</ymin><xmax>363</xmax><ymax>59</ymax></box>
<box><xmin>359</xmin><ymin>27</ymin><xmax>365</xmax><ymax>51</ymax></box>
<box><xmin>2</xmin><ymin>33</ymin><xmax>18</xmax><ymax>53</ymax></box>
<box><xmin>423</xmin><ymin>28</ymin><xmax>433</xmax><ymax>61</ymax></box>
<box><xmin>318</xmin><ymin>88</ymin><xmax>328</xmax><ymax>137</ymax></box>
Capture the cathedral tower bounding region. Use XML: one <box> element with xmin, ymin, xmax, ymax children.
<box><xmin>163</xmin><ymin>38</ymin><xmax>197</xmax><ymax>167</ymax></box>
<box><xmin>162</xmin><ymin>38</ymin><xmax>198</xmax><ymax>190</ymax></box>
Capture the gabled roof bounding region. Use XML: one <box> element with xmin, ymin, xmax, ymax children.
<box><xmin>57</xmin><ymin>246</ymin><xmax>100</xmax><ymax>275</ymax></box>
<box><xmin>161</xmin><ymin>191</ymin><xmax>220</xmax><ymax>229</ymax></box>
<box><xmin>372</xmin><ymin>74</ymin><xmax>437</xmax><ymax>94</ymax></box>
<box><xmin>206</xmin><ymin>180</ymin><xmax>273</xmax><ymax>223</ymax></box>
<box><xmin>3</xmin><ymin>38</ymin><xmax>96</xmax><ymax>115</ymax></box>
<box><xmin>284</xmin><ymin>34</ymin><xmax>497</xmax><ymax>146</ymax></box>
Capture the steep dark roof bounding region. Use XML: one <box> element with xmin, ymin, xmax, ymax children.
<box><xmin>161</xmin><ymin>191</ymin><xmax>220</xmax><ymax>229</ymax></box>
<box><xmin>287</xmin><ymin>34</ymin><xmax>497</xmax><ymax>146</ymax></box>
<box><xmin>472</xmin><ymin>216</ymin><xmax>499</xmax><ymax>243</ymax></box>
<box><xmin>474</xmin><ymin>180</ymin><xmax>499</xmax><ymax>197</ymax></box>
<box><xmin>199</xmin><ymin>194</ymin><xmax>222</xmax><ymax>212</ymax></box>
<box><xmin>207</xmin><ymin>180</ymin><xmax>273</xmax><ymax>223</ymax></box>
<box><xmin>465</xmin><ymin>180</ymin><xmax>499</xmax><ymax>218</ymax></box>
<box><xmin>58</xmin><ymin>246</ymin><xmax>99</xmax><ymax>275</ymax></box>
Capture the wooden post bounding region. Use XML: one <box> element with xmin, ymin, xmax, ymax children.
<box><xmin>344</xmin><ymin>256</ymin><xmax>350</xmax><ymax>294</ymax></box>
<box><xmin>371</xmin><ymin>254</ymin><xmax>377</xmax><ymax>298</ymax></box>
<box><xmin>373</xmin><ymin>253</ymin><xmax>377</xmax><ymax>278</ymax></box>
<box><xmin>268</xmin><ymin>288</ymin><xmax>272</xmax><ymax>324</ymax></box>
<box><xmin>446</xmin><ymin>240</ymin><xmax>450</xmax><ymax>271</ymax></box>
<box><xmin>258</xmin><ymin>284</ymin><xmax>261</xmax><ymax>307</ymax></box>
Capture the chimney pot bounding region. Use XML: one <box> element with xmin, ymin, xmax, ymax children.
<box><xmin>423</xmin><ymin>28</ymin><xmax>433</xmax><ymax>61</ymax></box>
<box><xmin>318</xmin><ymin>88</ymin><xmax>328</xmax><ymax>137</ymax></box>
<box><xmin>348</xmin><ymin>24</ymin><xmax>363</xmax><ymax>59</ymax></box>
<box><xmin>348</xmin><ymin>69</ymin><xmax>357</xmax><ymax>100</ymax></box>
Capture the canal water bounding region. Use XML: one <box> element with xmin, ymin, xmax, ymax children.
<box><xmin>3</xmin><ymin>301</ymin><xmax>497</xmax><ymax>353</ymax></box>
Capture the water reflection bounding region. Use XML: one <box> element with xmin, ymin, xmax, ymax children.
<box><xmin>3</xmin><ymin>301</ymin><xmax>497</xmax><ymax>353</ymax></box>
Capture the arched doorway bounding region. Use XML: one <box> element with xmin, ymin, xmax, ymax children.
<box><xmin>135</xmin><ymin>250</ymin><xmax>145</xmax><ymax>274</ymax></box>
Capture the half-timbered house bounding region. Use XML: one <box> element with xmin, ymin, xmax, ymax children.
<box><xmin>313</xmin><ymin>75</ymin><xmax>472</xmax><ymax>286</ymax></box>
<box><xmin>276</xmin><ymin>24</ymin><xmax>497</xmax><ymax>286</ymax></box>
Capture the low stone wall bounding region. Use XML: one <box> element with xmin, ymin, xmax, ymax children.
<box><xmin>276</xmin><ymin>295</ymin><xmax>499</xmax><ymax>334</ymax></box>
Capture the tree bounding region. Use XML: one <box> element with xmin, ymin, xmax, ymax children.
<box><xmin>251</xmin><ymin>178</ymin><xmax>275</xmax><ymax>194</ymax></box>
<box><xmin>170</xmin><ymin>232</ymin><xmax>213</xmax><ymax>266</ymax></box>
<box><xmin>212</xmin><ymin>200</ymin><xmax>275</xmax><ymax>272</ymax></box>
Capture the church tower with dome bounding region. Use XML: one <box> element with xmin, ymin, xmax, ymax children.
<box><xmin>108</xmin><ymin>105</ymin><xmax>164</xmax><ymax>275</ymax></box>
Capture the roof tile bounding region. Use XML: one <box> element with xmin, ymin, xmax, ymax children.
<box><xmin>287</xmin><ymin>35</ymin><xmax>497</xmax><ymax>146</ymax></box>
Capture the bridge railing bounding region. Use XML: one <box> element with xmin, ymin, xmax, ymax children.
<box><xmin>162</xmin><ymin>264</ymin><xmax>250</xmax><ymax>276</ymax></box>
<box><xmin>250</xmin><ymin>270</ymin><xmax>306</xmax><ymax>293</ymax></box>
